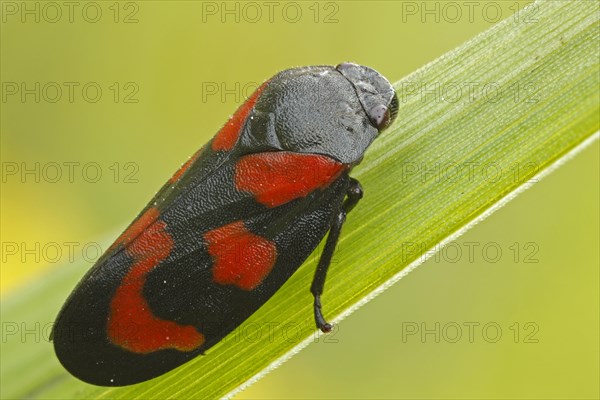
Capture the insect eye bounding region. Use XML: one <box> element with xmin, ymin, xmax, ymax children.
<box><xmin>368</xmin><ymin>105</ymin><xmax>389</xmax><ymax>131</ymax></box>
<box><xmin>368</xmin><ymin>93</ymin><xmax>398</xmax><ymax>132</ymax></box>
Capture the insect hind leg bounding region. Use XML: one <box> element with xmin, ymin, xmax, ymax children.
<box><xmin>310</xmin><ymin>177</ymin><xmax>363</xmax><ymax>332</ymax></box>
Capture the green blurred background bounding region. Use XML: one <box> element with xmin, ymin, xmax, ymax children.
<box><xmin>1</xmin><ymin>1</ymin><xmax>598</xmax><ymax>399</ymax></box>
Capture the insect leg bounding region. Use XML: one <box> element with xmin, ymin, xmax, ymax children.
<box><xmin>311</xmin><ymin>177</ymin><xmax>363</xmax><ymax>332</ymax></box>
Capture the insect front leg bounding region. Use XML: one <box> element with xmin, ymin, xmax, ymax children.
<box><xmin>310</xmin><ymin>177</ymin><xmax>363</xmax><ymax>332</ymax></box>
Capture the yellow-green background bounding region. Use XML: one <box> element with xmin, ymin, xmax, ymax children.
<box><xmin>1</xmin><ymin>1</ymin><xmax>598</xmax><ymax>399</ymax></box>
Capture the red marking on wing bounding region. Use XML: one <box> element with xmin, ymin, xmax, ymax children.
<box><xmin>204</xmin><ymin>221</ymin><xmax>277</xmax><ymax>291</ymax></box>
<box><xmin>235</xmin><ymin>152</ymin><xmax>347</xmax><ymax>207</ymax></box>
<box><xmin>211</xmin><ymin>82</ymin><xmax>268</xmax><ymax>151</ymax></box>
<box><xmin>110</xmin><ymin>207</ymin><xmax>160</xmax><ymax>251</ymax></box>
<box><xmin>169</xmin><ymin>147</ymin><xmax>203</xmax><ymax>184</ymax></box>
<box><xmin>108</xmin><ymin>217</ymin><xmax>205</xmax><ymax>353</ymax></box>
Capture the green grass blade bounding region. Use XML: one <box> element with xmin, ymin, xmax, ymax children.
<box><xmin>1</xmin><ymin>0</ymin><xmax>598</xmax><ymax>398</ymax></box>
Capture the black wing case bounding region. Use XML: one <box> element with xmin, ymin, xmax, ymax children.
<box><xmin>52</xmin><ymin>145</ymin><xmax>350</xmax><ymax>386</ymax></box>
<box><xmin>52</xmin><ymin>70</ymin><xmax>364</xmax><ymax>386</ymax></box>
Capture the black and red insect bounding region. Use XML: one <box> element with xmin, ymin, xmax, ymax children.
<box><xmin>52</xmin><ymin>63</ymin><xmax>398</xmax><ymax>386</ymax></box>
